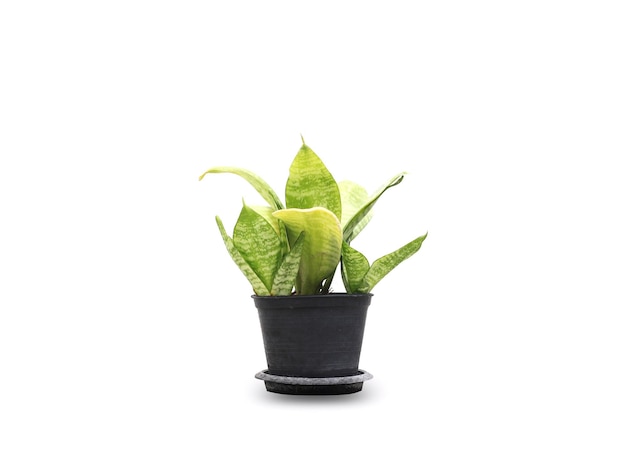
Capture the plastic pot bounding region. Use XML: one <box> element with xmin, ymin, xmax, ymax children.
<box><xmin>253</xmin><ymin>293</ymin><xmax>373</xmax><ymax>395</ymax></box>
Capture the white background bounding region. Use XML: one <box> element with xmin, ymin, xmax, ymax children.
<box><xmin>1</xmin><ymin>1</ymin><xmax>625</xmax><ymax>470</ymax></box>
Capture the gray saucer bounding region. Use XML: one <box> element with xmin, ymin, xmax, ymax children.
<box><xmin>255</xmin><ymin>370</ymin><xmax>373</xmax><ymax>395</ymax></box>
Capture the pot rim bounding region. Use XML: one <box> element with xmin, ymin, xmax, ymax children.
<box><xmin>251</xmin><ymin>292</ymin><xmax>373</xmax><ymax>299</ymax></box>
<box><xmin>252</xmin><ymin>293</ymin><xmax>373</xmax><ymax>311</ymax></box>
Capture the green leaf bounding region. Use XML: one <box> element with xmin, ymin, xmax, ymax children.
<box><xmin>285</xmin><ymin>144</ymin><xmax>342</xmax><ymax>220</ymax></box>
<box><xmin>341</xmin><ymin>242</ymin><xmax>370</xmax><ymax>294</ymax></box>
<box><xmin>338</xmin><ymin>180</ymin><xmax>372</xmax><ymax>239</ymax></box>
<box><xmin>215</xmin><ymin>216</ymin><xmax>270</xmax><ymax>296</ymax></box>
<box><xmin>233</xmin><ymin>203</ymin><xmax>283</xmax><ymax>292</ymax></box>
<box><xmin>343</xmin><ymin>172</ymin><xmax>406</xmax><ymax>244</ymax></box>
<box><xmin>273</xmin><ymin>207</ymin><xmax>342</xmax><ymax>295</ymax></box>
<box><xmin>356</xmin><ymin>232</ymin><xmax>428</xmax><ymax>293</ymax></box>
<box><xmin>247</xmin><ymin>205</ymin><xmax>281</xmax><ymax>235</ymax></box>
<box><xmin>271</xmin><ymin>232</ymin><xmax>305</xmax><ymax>296</ymax></box>
<box><xmin>247</xmin><ymin>204</ymin><xmax>290</xmax><ymax>259</ymax></box>
<box><xmin>199</xmin><ymin>166</ymin><xmax>284</xmax><ymax>210</ymax></box>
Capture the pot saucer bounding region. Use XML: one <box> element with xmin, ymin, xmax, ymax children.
<box><xmin>255</xmin><ymin>370</ymin><xmax>373</xmax><ymax>395</ymax></box>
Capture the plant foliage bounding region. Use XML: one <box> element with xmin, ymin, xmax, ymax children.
<box><xmin>200</xmin><ymin>138</ymin><xmax>427</xmax><ymax>295</ymax></box>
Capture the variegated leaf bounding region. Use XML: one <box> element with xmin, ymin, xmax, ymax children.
<box><xmin>343</xmin><ymin>172</ymin><xmax>405</xmax><ymax>244</ymax></box>
<box><xmin>338</xmin><ymin>180</ymin><xmax>372</xmax><ymax>240</ymax></box>
<box><xmin>271</xmin><ymin>232</ymin><xmax>305</xmax><ymax>296</ymax></box>
<box><xmin>357</xmin><ymin>232</ymin><xmax>428</xmax><ymax>293</ymax></box>
<box><xmin>215</xmin><ymin>216</ymin><xmax>270</xmax><ymax>296</ymax></box>
<box><xmin>199</xmin><ymin>166</ymin><xmax>284</xmax><ymax>210</ymax></box>
<box><xmin>341</xmin><ymin>242</ymin><xmax>370</xmax><ymax>294</ymax></box>
<box><xmin>285</xmin><ymin>143</ymin><xmax>342</xmax><ymax>221</ymax></box>
<box><xmin>248</xmin><ymin>205</ymin><xmax>281</xmax><ymax>235</ymax></box>
<box><xmin>233</xmin><ymin>203</ymin><xmax>283</xmax><ymax>293</ymax></box>
<box><xmin>273</xmin><ymin>207</ymin><xmax>342</xmax><ymax>295</ymax></box>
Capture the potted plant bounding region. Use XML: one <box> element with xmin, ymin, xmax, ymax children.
<box><xmin>199</xmin><ymin>137</ymin><xmax>427</xmax><ymax>394</ymax></box>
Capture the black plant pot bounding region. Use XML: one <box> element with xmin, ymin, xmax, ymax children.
<box><xmin>253</xmin><ymin>293</ymin><xmax>373</xmax><ymax>395</ymax></box>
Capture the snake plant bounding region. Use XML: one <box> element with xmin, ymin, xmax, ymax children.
<box><xmin>199</xmin><ymin>138</ymin><xmax>427</xmax><ymax>296</ymax></box>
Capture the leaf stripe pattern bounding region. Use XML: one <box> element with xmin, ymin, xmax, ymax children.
<box><xmin>285</xmin><ymin>144</ymin><xmax>342</xmax><ymax>221</ymax></box>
